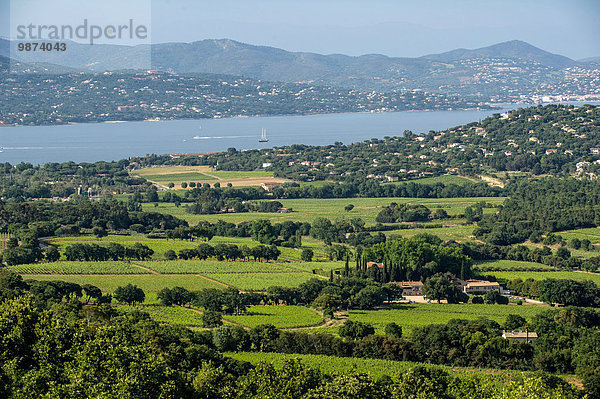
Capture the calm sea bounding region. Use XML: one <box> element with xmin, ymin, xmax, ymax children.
<box><xmin>0</xmin><ymin>105</ymin><xmax>578</xmax><ymax>164</ymax></box>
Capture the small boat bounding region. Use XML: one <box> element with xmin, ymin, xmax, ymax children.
<box><xmin>258</xmin><ymin>128</ymin><xmax>268</xmax><ymax>142</ymax></box>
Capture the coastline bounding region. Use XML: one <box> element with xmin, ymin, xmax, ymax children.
<box><xmin>0</xmin><ymin>105</ymin><xmax>497</xmax><ymax>128</ymax></box>
<box><xmin>6</xmin><ymin>99</ymin><xmax>600</xmax><ymax>128</ymax></box>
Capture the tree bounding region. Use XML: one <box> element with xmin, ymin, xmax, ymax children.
<box><xmin>113</xmin><ymin>284</ymin><xmax>145</xmax><ymax>305</ymax></box>
<box><xmin>352</xmin><ymin>286</ymin><xmax>385</xmax><ymax>309</ymax></box>
<box><xmin>203</xmin><ymin>310</ymin><xmax>223</xmax><ymax>328</ymax></box>
<box><xmin>301</xmin><ymin>248</ymin><xmax>314</xmax><ymax>262</ymax></box>
<box><xmin>581</xmin><ymin>239</ymin><xmax>592</xmax><ymax>251</ymax></box>
<box><xmin>92</xmin><ymin>226</ymin><xmax>107</xmax><ymax>240</ymax></box>
<box><xmin>251</xmin><ymin>220</ymin><xmax>277</xmax><ymax>244</ymax></box>
<box><xmin>181</xmin><ymin>182</ymin><xmax>188</xmax><ymax>189</ymax></box>
<box><xmin>82</xmin><ymin>284</ymin><xmax>103</xmax><ymax>302</ymax></box>
<box><xmin>157</xmin><ymin>286</ymin><xmax>191</xmax><ymax>306</ymax></box>
<box><xmin>422</xmin><ymin>274</ymin><xmax>460</xmax><ymax>304</ymax></box>
<box><xmin>45</xmin><ymin>246</ymin><xmax>60</xmax><ymax>262</ymax></box>
<box><xmin>385</xmin><ymin>322</ymin><xmax>403</xmax><ymax>338</ymax></box>
<box><xmin>164</xmin><ymin>249</ymin><xmax>177</xmax><ymax>260</ymax></box>
<box><xmin>345</xmin><ymin>204</ymin><xmax>354</xmax><ymax>212</ymax></box>
<box><xmin>312</xmin><ymin>293</ymin><xmax>342</xmax><ymax>310</ymax></box>
<box><xmin>484</xmin><ymin>290</ymin><xmax>509</xmax><ymax>305</ymax></box>
<box><xmin>338</xmin><ymin>320</ymin><xmax>375</xmax><ymax>340</ymax></box>
<box><xmin>145</xmin><ymin>189</ymin><xmax>159</xmax><ymax>203</ymax></box>
<box><xmin>505</xmin><ymin>314</ymin><xmax>526</xmax><ymax>331</ymax></box>
<box><xmin>556</xmin><ymin>247</ymin><xmax>571</xmax><ymax>260</ymax></box>
<box><xmin>568</xmin><ymin>238</ymin><xmax>582</xmax><ymax>250</ymax></box>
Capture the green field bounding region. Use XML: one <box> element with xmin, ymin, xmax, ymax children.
<box><xmin>138</xmin><ymin>260</ymin><xmax>340</xmax><ymax>275</ymax></box>
<box><xmin>7</xmin><ymin>261</ymin><xmax>150</xmax><ymax>274</ymax></box>
<box><xmin>139</xmin><ymin>172</ymin><xmax>217</xmax><ymax>182</ymax></box>
<box><xmin>121</xmin><ymin>305</ymin><xmax>205</xmax><ymax>326</ymax></box>
<box><xmin>336</xmin><ymin>303</ymin><xmax>549</xmax><ymax>336</ymax></box>
<box><xmin>139</xmin><ymin>260</ymin><xmax>296</xmax><ymax>274</ymax></box>
<box><xmin>46</xmin><ymin>235</ymin><xmax>200</xmax><ymax>259</ymax></box>
<box><xmin>474</xmin><ymin>260</ymin><xmax>558</xmax><ymax>272</ymax></box>
<box><xmin>209</xmin><ymin>170</ymin><xmax>273</xmax><ymax>179</ymax></box>
<box><xmin>143</xmin><ymin>197</ymin><xmax>505</xmax><ymax>226</ymax></box>
<box><xmin>23</xmin><ymin>274</ymin><xmax>225</xmax><ymax>295</ymax></box>
<box><xmin>386</xmin><ymin>225</ymin><xmax>476</xmax><ymax>242</ymax></box>
<box><xmin>45</xmin><ymin>234</ymin><xmax>314</xmax><ymax>262</ymax></box>
<box><xmin>484</xmin><ymin>270</ymin><xmax>600</xmax><ymax>285</ymax></box>
<box><xmin>205</xmin><ymin>272</ymin><xmax>322</xmax><ymax>291</ymax></box>
<box><xmin>556</xmin><ymin>227</ymin><xmax>600</xmax><ymax>244</ymax></box>
<box><xmin>225</xmin><ymin>352</ymin><xmax>526</xmax><ymax>384</ymax></box>
<box><xmin>133</xmin><ymin>166</ymin><xmax>285</xmax><ymax>188</ymax></box>
<box><xmin>224</xmin><ymin>305</ymin><xmax>323</xmax><ymax>329</ymax></box>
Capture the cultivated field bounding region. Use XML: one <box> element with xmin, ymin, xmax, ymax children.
<box><xmin>473</xmin><ymin>260</ymin><xmax>558</xmax><ymax>272</ymax></box>
<box><xmin>225</xmin><ymin>352</ymin><xmax>529</xmax><ymax>384</ymax></box>
<box><xmin>120</xmin><ymin>305</ymin><xmax>205</xmax><ymax>327</ymax></box>
<box><xmin>46</xmin><ymin>235</ymin><xmax>201</xmax><ymax>260</ymax></box>
<box><xmin>132</xmin><ymin>165</ymin><xmax>290</xmax><ymax>189</ymax></box>
<box><xmin>386</xmin><ymin>224</ymin><xmax>476</xmax><ymax>242</ymax></box>
<box><xmin>139</xmin><ymin>260</ymin><xmax>295</xmax><ymax>274</ymax></box>
<box><xmin>484</xmin><ymin>270</ymin><xmax>600</xmax><ymax>285</ymax></box>
<box><xmin>203</xmin><ymin>272</ymin><xmax>320</xmax><ymax>291</ymax></box>
<box><xmin>23</xmin><ymin>274</ymin><xmax>226</xmax><ymax>294</ymax></box>
<box><xmin>45</xmin><ymin>234</ymin><xmax>330</xmax><ymax>262</ymax></box>
<box><xmin>142</xmin><ymin>196</ymin><xmax>505</xmax><ymax>226</ymax></box>
<box><xmin>223</xmin><ymin>305</ymin><xmax>323</xmax><ymax>329</ymax></box>
<box><xmin>7</xmin><ymin>261</ymin><xmax>151</xmax><ymax>274</ymax></box>
<box><xmin>556</xmin><ymin>227</ymin><xmax>600</xmax><ymax>244</ymax></box>
<box><xmin>330</xmin><ymin>303</ymin><xmax>549</xmax><ymax>336</ymax></box>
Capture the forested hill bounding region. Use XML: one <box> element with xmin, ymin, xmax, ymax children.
<box><xmin>5</xmin><ymin>38</ymin><xmax>599</xmax><ymax>101</ymax></box>
<box><xmin>200</xmin><ymin>104</ymin><xmax>600</xmax><ymax>182</ymax></box>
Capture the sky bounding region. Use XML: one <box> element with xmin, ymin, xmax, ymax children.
<box><xmin>1</xmin><ymin>0</ymin><xmax>599</xmax><ymax>60</ymax></box>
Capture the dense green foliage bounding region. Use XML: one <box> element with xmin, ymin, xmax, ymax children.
<box><xmin>362</xmin><ymin>234</ymin><xmax>472</xmax><ymax>282</ymax></box>
<box><xmin>476</xmin><ymin>178</ymin><xmax>600</xmax><ymax>245</ymax></box>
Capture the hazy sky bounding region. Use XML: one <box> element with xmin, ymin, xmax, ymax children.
<box><xmin>2</xmin><ymin>0</ymin><xmax>599</xmax><ymax>59</ymax></box>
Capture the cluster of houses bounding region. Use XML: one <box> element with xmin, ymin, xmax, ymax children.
<box><xmin>377</xmin><ymin>270</ymin><xmax>536</xmax><ymax>342</ymax></box>
<box><xmin>365</xmin><ymin>263</ymin><xmax>504</xmax><ymax>297</ymax></box>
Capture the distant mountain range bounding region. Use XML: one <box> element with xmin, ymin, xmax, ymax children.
<box><xmin>2</xmin><ymin>38</ymin><xmax>599</xmax><ymax>100</ymax></box>
<box><xmin>420</xmin><ymin>40</ymin><xmax>575</xmax><ymax>68</ymax></box>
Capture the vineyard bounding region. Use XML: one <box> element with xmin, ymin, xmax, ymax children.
<box><xmin>46</xmin><ymin>235</ymin><xmax>201</xmax><ymax>259</ymax></box>
<box><xmin>223</xmin><ymin>305</ymin><xmax>323</xmax><ymax>329</ymax></box>
<box><xmin>473</xmin><ymin>260</ymin><xmax>558</xmax><ymax>272</ymax></box>
<box><xmin>120</xmin><ymin>305</ymin><xmax>205</xmax><ymax>326</ymax></box>
<box><xmin>328</xmin><ymin>303</ymin><xmax>550</xmax><ymax>336</ymax></box>
<box><xmin>224</xmin><ymin>352</ymin><xmax>527</xmax><ymax>384</ymax></box>
<box><xmin>141</xmin><ymin>196</ymin><xmax>504</xmax><ymax>227</ymax></box>
<box><xmin>485</xmin><ymin>270</ymin><xmax>600</xmax><ymax>285</ymax></box>
<box><xmin>7</xmin><ymin>261</ymin><xmax>151</xmax><ymax>275</ymax></box>
<box><xmin>204</xmin><ymin>272</ymin><xmax>320</xmax><ymax>291</ymax></box>
<box><xmin>24</xmin><ymin>274</ymin><xmax>226</xmax><ymax>294</ymax></box>
<box><xmin>556</xmin><ymin>227</ymin><xmax>600</xmax><ymax>244</ymax></box>
<box><xmin>140</xmin><ymin>260</ymin><xmax>300</xmax><ymax>274</ymax></box>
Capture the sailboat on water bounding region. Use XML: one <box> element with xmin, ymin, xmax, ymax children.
<box><xmin>258</xmin><ymin>128</ymin><xmax>268</xmax><ymax>142</ymax></box>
